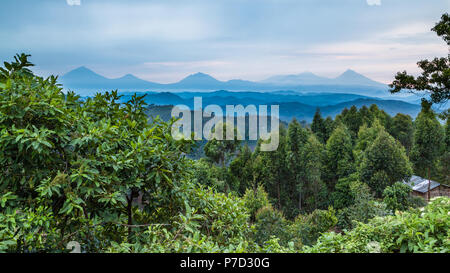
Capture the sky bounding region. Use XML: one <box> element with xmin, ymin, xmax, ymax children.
<box><xmin>0</xmin><ymin>0</ymin><xmax>448</xmax><ymax>84</ymax></box>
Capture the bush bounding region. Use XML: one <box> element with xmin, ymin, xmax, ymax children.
<box><xmin>336</xmin><ymin>180</ymin><xmax>389</xmax><ymax>230</ymax></box>
<box><xmin>242</xmin><ymin>185</ymin><xmax>271</xmax><ymax>222</ymax></box>
<box><xmin>305</xmin><ymin>197</ymin><xmax>450</xmax><ymax>253</ymax></box>
<box><xmin>289</xmin><ymin>207</ymin><xmax>338</xmax><ymax>247</ymax></box>
<box><xmin>382</xmin><ymin>182</ymin><xmax>413</xmax><ymax>212</ymax></box>
<box><xmin>253</xmin><ymin>205</ymin><xmax>290</xmax><ymax>247</ymax></box>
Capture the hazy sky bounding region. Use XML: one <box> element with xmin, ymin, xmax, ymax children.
<box><xmin>0</xmin><ymin>0</ymin><xmax>448</xmax><ymax>83</ymax></box>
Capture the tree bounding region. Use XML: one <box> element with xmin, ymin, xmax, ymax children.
<box><xmin>286</xmin><ymin>119</ymin><xmax>309</xmax><ymax>215</ymax></box>
<box><xmin>390</xmin><ymin>13</ymin><xmax>450</xmax><ymax>105</ymax></box>
<box><xmin>301</xmin><ymin>135</ymin><xmax>328</xmax><ymax>211</ymax></box>
<box><xmin>323</xmin><ymin>116</ymin><xmax>335</xmax><ymax>143</ymax></box>
<box><xmin>253</xmin><ymin>125</ymin><xmax>289</xmax><ymax>213</ymax></box>
<box><xmin>204</xmin><ymin>122</ymin><xmax>241</xmax><ymax>192</ymax></box>
<box><xmin>323</xmin><ymin>123</ymin><xmax>354</xmax><ymax>190</ymax></box>
<box><xmin>229</xmin><ymin>144</ymin><xmax>254</xmax><ymax>194</ymax></box>
<box><xmin>382</xmin><ymin>182</ymin><xmax>413</xmax><ymax>213</ymax></box>
<box><xmin>410</xmin><ymin>101</ymin><xmax>445</xmax><ymax>200</ymax></box>
<box><xmin>354</xmin><ymin>119</ymin><xmax>385</xmax><ymax>159</ymax></box>
<box><xmin>242</xmin><ymin>185</ymin><xmax>271</xmax><ymax>223</ymax></box>
<box><xmin>0</xmin><ymin>54</ymin><xmax>199</xmax><ymax>251</ymax></box>
<box><xmin>336</xmin><ymin>180</ymin><xmax>388</xmax><ymax>230</ymax></box>
<box><xmin>311</xmin><ymin>108</ymin><xmax>327</xmax><ymax>143</ymax></box>
<box><xmin>204</xmin><ymin>122</ymin><xmax>240</xmax><ymax>167</ymax></box>
<box><xmin>390</xmin><ymin>113</ymin><xmax>414</xmax><ymax>154</ymax></box>
<box><xmin>358</xmin><ymin>130</ymin><xmax>413</xmax><ymax>197</ymax></box>
<box><xmin>437</xmin><ymin>117</ymin><xmax>450</xmax><ymax>185</ymax></box>
<box><xmin>343</xmin><ymin>105</ymin><xmax>363</xmax><ymax>139</ymax></box>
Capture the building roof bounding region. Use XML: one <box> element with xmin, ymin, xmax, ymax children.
<box><xmin>403</xmin><ymin>175</ymin><xmax>441</xmax><ymax>193</ymax></box>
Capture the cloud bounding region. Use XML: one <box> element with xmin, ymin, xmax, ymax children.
<box><xmin>66</xmin><ymin>0</ymin><xmax>81</xmax><ymax>6</ymax></box>
<box><xmin>367</xmin><ymin>0</ymin><xmax>381</xmax><ymax>6</ymax></box>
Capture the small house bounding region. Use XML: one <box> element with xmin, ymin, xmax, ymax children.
<box><xmin>403</xmin><ymin>175</ymin><xmax>450</xmax><ymax>200</ymax></box>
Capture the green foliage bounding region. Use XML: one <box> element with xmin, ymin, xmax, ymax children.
<box><xmin>331</xmin><ymin>173</ymin><xmax>359</xmax><ymax>210</ymax></box>
<box><xmin>229</xmin><ymin>144</ymin><xmax>255</xmax><ymax>195</ymax></box>
<box><xmin>336</xmin><ymin>180</ymin><xmax>389</xmax><ymax>230</ymax></box>
<box><xmin>390</xmin><ymin>113</ymin><xmax>414</xmax><ymax>154</ymax></box>
<box><xmin>311</xmin><ymin>108</ymin><xmax>327</xmax><ymax>143</ymax></box>
<box><xmin>301</xmin><ymin>135</ymin><xmax>328</xmax><ymax>211</ymax></box>
<box><xmin>1</xmin><ymin>53</ymin><xmax>448</xmax><ymax>253</ymax></box>
<box><xmin>382</xmin><ymin>182</ymin><xmax>413</xmax><ymax>212</ymax></box>
<box><xmin>289</xmin><ymin>207</ymin><xmax>338</xmax><ymax>247</ymax></box>
<box><xmin>358</xmin><ymin>129</ymin><xmax>412</xmax><ymax>196</ymax></box>
<box><xmin>253</xmin><ymin>205</ymin><xmax>290</xmax><ymax>247</ymax></box>
<box><xmin>323</xmin><ymin>123</ymin><xmax>354</xmax><ymax>188</ymax></box>
<box><xmin>410</xmin><ymin>101</ymin><xmax>445</xmax><ymax>180</ymax></box>
<box><xmin>242</xmin><ymin>185</ymin><xmax>271</xmax><ymax>223</ymax></box>
<box><xmin>390</xmin><ymin>13</ymin><xmax>450</xmax><ymax>105</ymax></box>
<box><xmin>191</xmin><ymin>158</ymin><xmax>226</xmax><ymax>191</ymax></box>
<box><xmin>305</xmin><ymin>197</ymin><xmax>450</xmax><ymax>253</ymax></box>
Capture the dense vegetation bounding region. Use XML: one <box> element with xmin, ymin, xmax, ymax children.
<box><xmin>0</xmin><ymin>53</ymin><xmax>448</xmax><ymax>253</ymax></box>
<box><xmin>0</xmin><ymin>14</ymin><xmax>449</xmax><ymax>253</ymax></box>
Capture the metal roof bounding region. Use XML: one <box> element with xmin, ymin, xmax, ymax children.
<box><xmin>403</xmin><ymin>175</ymin><xmax>441</xmax><ymax>193</ymax></box>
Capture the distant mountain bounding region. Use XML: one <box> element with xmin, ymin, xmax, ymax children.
<box><xmin>333</xmin><ymin>69</ymin><xmax>386</xmax><ymax>87</ymax></box>
<box><xmin>173</xmin><ymin>72</ymin><xmax>222</xmax><ymax>88</ymax></box>
<box><xmin>59</xmin><ymin>67</ymin><xmax>389</xmax><ymax>96</ymax></box>
<box><xmin>263</xmin><ymin>69</ymin><xmax>386</xmax><ymax>88</ymax></box>
<box><xmin>60</xmin><ymin>66</ymin><xmax>161</xmax><ymax>92</ymax></box>
<box><xmin>118</xmin><ymin>90</ymin><xmax>421</xmax><ymax>123</ymax></box>
<box><xmin>262</xmin><ymin>72</ymin><xmax>331</xmax><ymax>85</ymax></box>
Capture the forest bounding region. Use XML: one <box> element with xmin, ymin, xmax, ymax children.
<box><xmin>0</xmin><ymin>14</ymin><xmax>449</xmax><ymax>253</ymax></box>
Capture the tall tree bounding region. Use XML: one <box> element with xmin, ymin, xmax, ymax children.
<box><xmin>302</xmin><ymin>134</ymin><xmax>328</xmax><ymax>211</ymax></box>
<box><xmin>229</xmin><ymin>144</ymin><xmax>254</xmax><ymax>195</ymax></box>
<box><xmin>410</xmin><ymin>101</ymin><xmax>445</xmax><ymax>200</ymax></box>
<box><xmin>390</xmin><ymin>13</ymin><xmax>450</xmax><ymax>105</ymax></box>
<box><xmin>311</xmin><ymin>108</ymin><xmax>327</xmax><ymax>143</ymax></box>
<box><xmin>390</xmin><ymin>113</ymin><xmax>414</xmax><ymax>154</ymax></box>
<box><xmin>254</xmin><ymin>125</ymin><xmax>289</xmax><ymax>213</ymax></box>
<box><xmin>286</xmin><ymin>119</ymin><xmax>309</xmax><ymax>217</ymax></box>
<box><xmin>358</xmin><ymin>130</ymin><xmax>413</xmax><ymax>197</ymax></box>
<box><xmin>323</xmin><ymin>123</ymin><xmax>354</xmax><ymax>191</ymax></box>
<box><xmin>323</xmin><ymin>116</ymin><xmax>335</xmax><ymax>143</ymax></box>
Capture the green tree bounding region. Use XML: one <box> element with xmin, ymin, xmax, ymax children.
<box><xmin>390</xmin><ymin>113</ymin><xmax>414</xmax><ymax>153</ymax></box>
<box><xmin>286</xmin><ymin>119</ymin><xmax>309</xmax><ymax>215</ymax></box>
<box><xmin>358</xmin><ymin>130</ymin><xmax>413</xmax><ymax>196</ymax></box>
<box><xmin>323</xmin><ymin>116</ymin><xmax>335</xmax><ymax>143</ymax></box>
<box><xmin>229</xmin><ymin>144</ymin><xmax>254</xmax><ymax>195</ymax></box>
<box><xmin>204</xmin><ymin>122</ymin><xmax>241</xmax><ymax>192</ymax></box>
<box><xmin>311</xmin><ymin>108</ymin><xmax>326</xmax><ymax>143</ymax></box>
<box><xmin>390</xmin><ymin>13</ymin><xmax>450</xmax><ymax>105</ymax></box>
<box><xmin>302</xmin><ymin>135</ymin><xmax>328</xmax><ymax>211</ymax></box>
<box><xmin>382</xmin><ymin>182</ymin><xmax>411</xmax><ymax>212</ymax></box>
<box><xmin>410</xmin><ymin>101</ymin><xmax>445</xmax><ymax>200</ymax></box>
<box><xmin>323</xmin><ymin>123</ymin><xmax>354</xmax><ymax>190</ymax></box>
<box><xmin>253</xmin><ymin>125</ymin><xmax>289</xmax><ymax>213</ymax></box>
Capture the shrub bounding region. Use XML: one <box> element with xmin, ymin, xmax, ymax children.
<box><xmin>289</xmin><ymin>207</ymin><xmax>338</xmax><ymax>247</ymax></box>
<box><xmin>305</xmin><ymin>197</ymin><xmax>450</xmax><ymax>253</ymax></box>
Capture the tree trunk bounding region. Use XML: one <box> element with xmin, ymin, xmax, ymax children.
<box><xmin>127</xmin><ymin>196</ymin><xmax>133</xmax><ymax>239</ymax></box>
<box><xmin>277</xmin><ymin>180</ymin><xmax>281</xmax><ymax>210</ymax></box>
<box><xmin>427</xmin><ymin>168</ymin><xmax>431</xmax><ymax>202</ymax></box>
<box><xmin>298</xmin><ymin>192</ymin><xmax>302</xmax><ymax>211</ymax></box>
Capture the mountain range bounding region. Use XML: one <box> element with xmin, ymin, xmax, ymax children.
<box><xmin>60</xmin><ymin>67</ymin><xmax>389</xmax><ymax>96</ymax></box>
<box><xmin>112</xmin><ymin>90</ymin><xmax>422</xmax><ymax>123</ymax></box>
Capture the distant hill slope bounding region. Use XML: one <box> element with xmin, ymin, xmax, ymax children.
<box><xmin>276</xmin><ymin>98</ymin><xmax>421</xmax><ymax>122</ymax></box>
<box><xmin>118</xmin><ymin>90</ymin><xmax>374</xmax><ymax>108</ymax></box>
<box><xmin>59</xmin><ymin>67</ymin><xmax>388</xmax><ymax>96</ymax></box>
<box><xmin>144</xmin><ymin>97</ymin><xmax>421</xmax><ymax>123</ymax></box>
